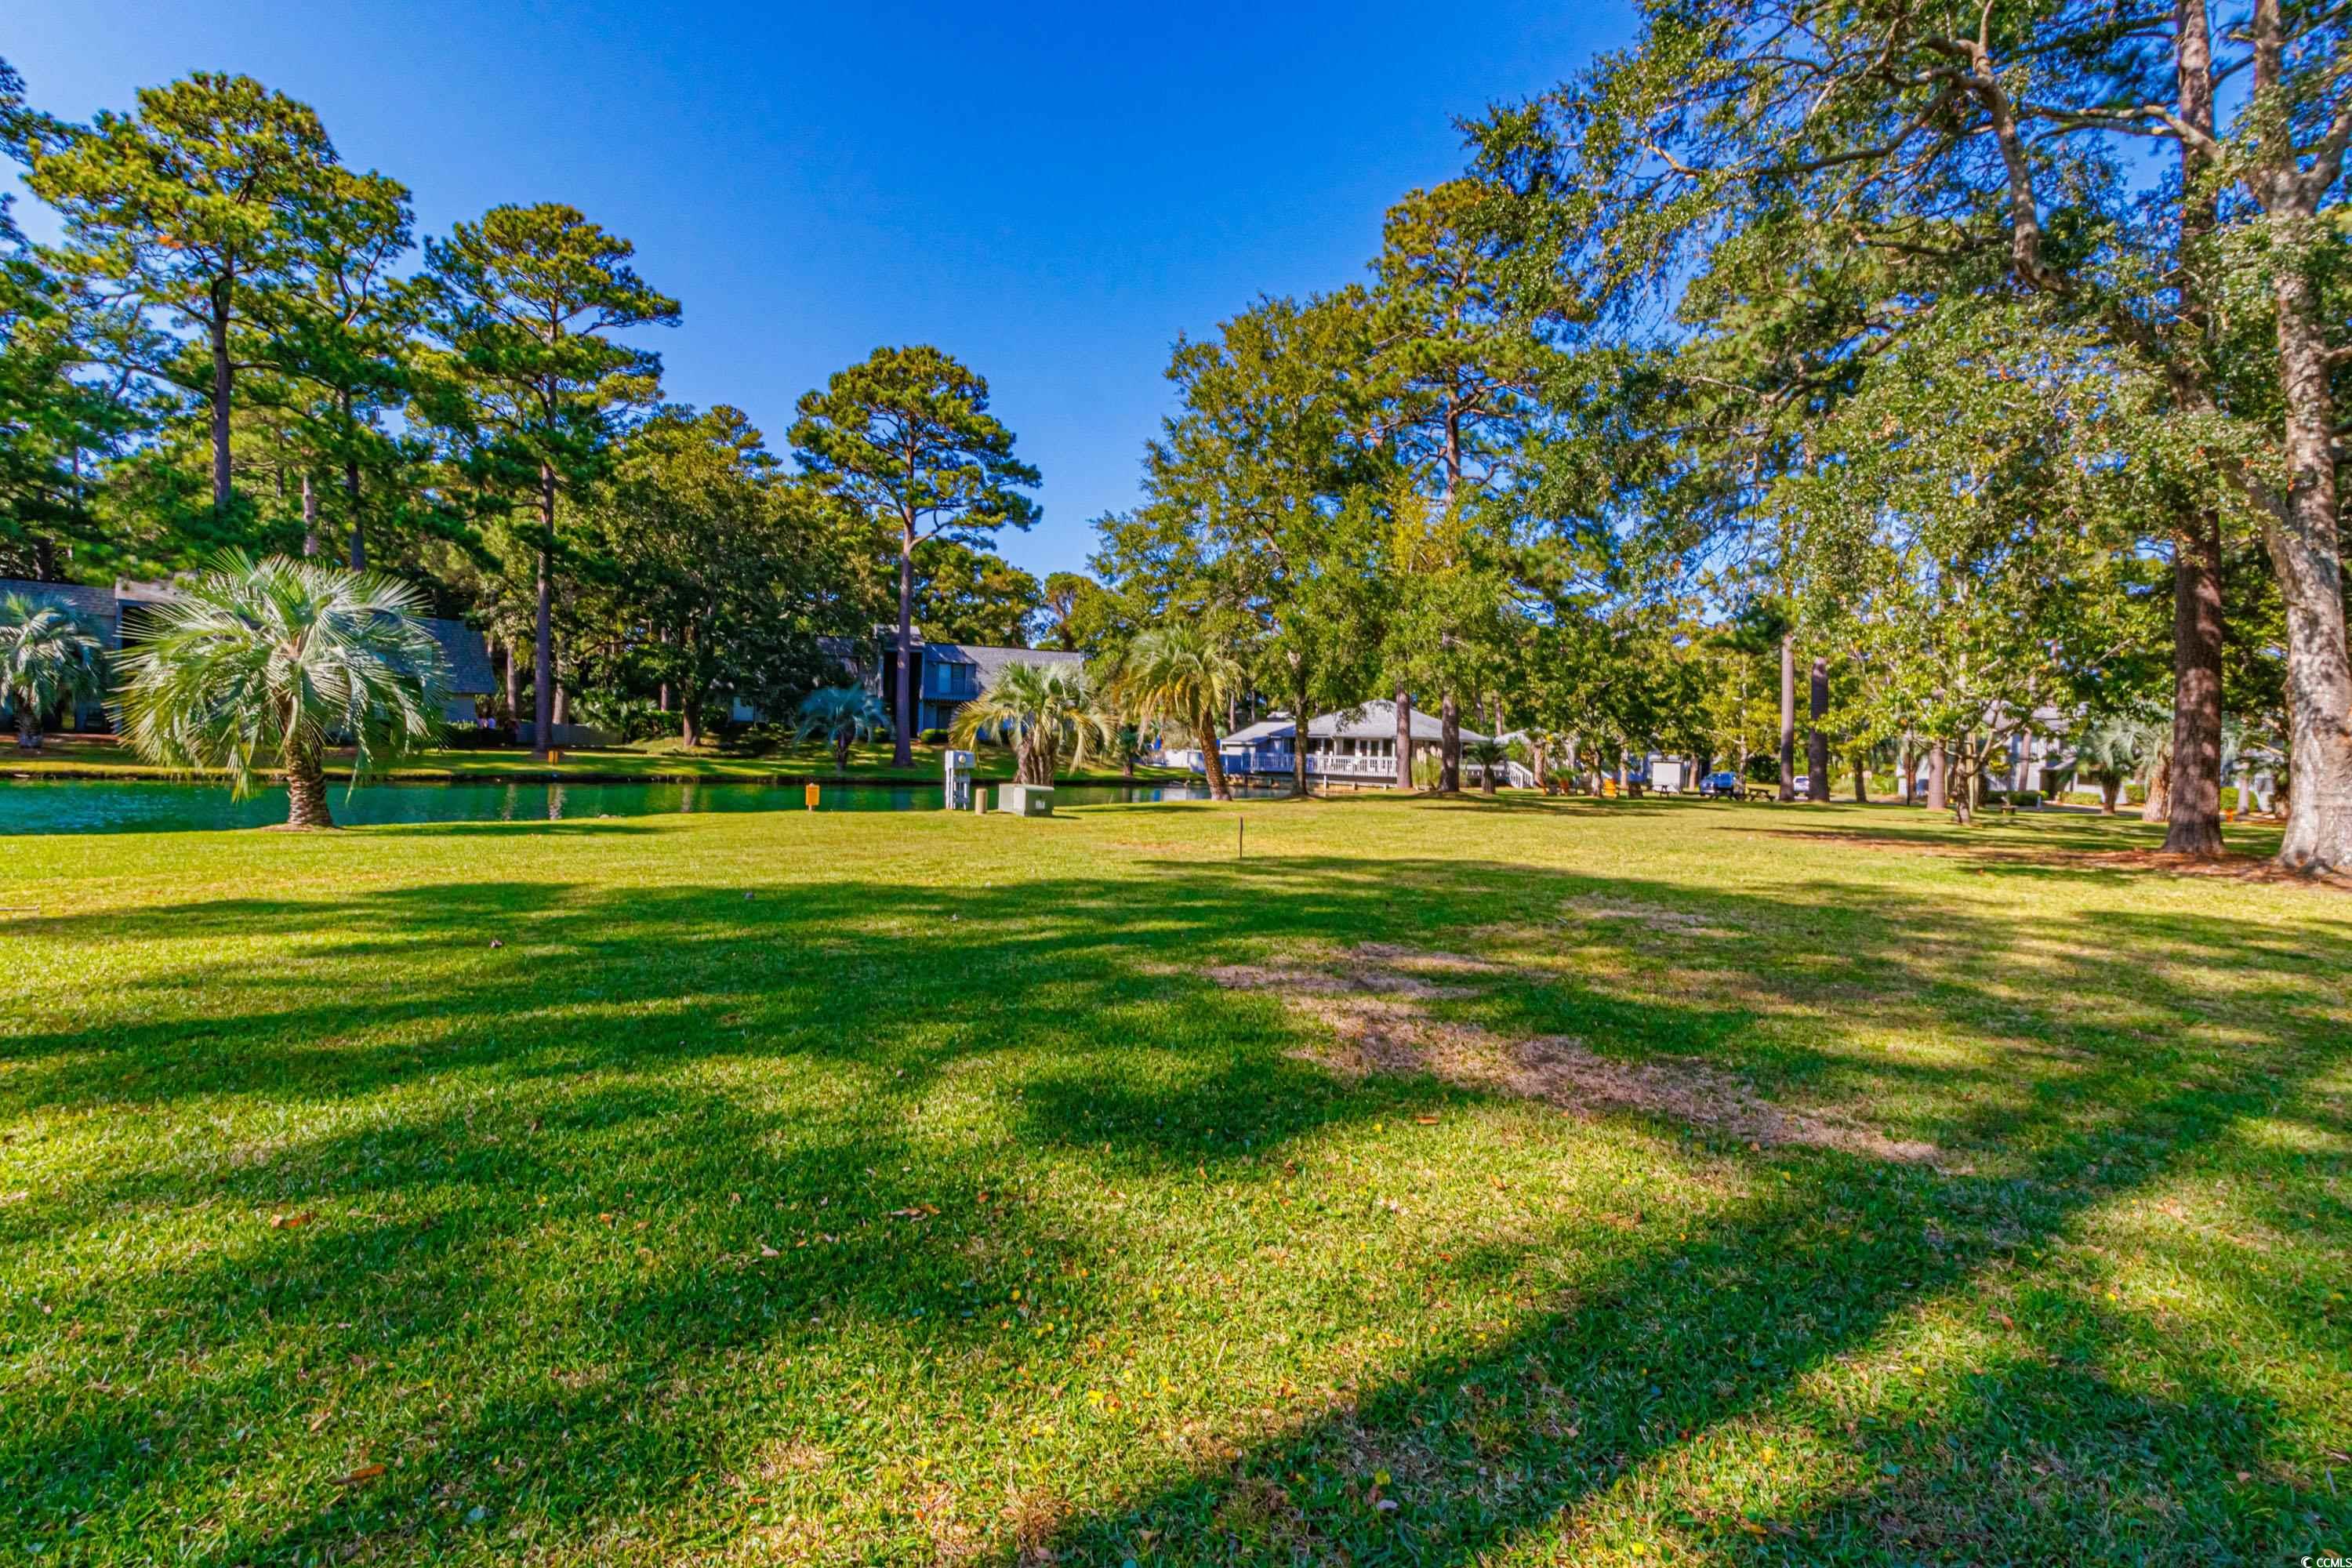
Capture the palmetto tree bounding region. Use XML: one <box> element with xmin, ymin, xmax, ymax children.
<box><xmin>1114</xmin><ymin>626</ymin><xmax>1243</xmax><ymax>801</ymax></box>
<box><xmin>1465</xmin><ymin>735</ymin><xmax>1508</xmax><ymax>796</ymax></box>
<box><xmin>794</xmin><ymin>684</ymin><xmax>890</xmax><ymax>776</ymax></box>
<box><xmin>2065</xmin><ymin>713</ymin><xmax>2152</xmax><ymax>816</ymax></box>
<box><xmin>949</xmin><ymin>660</ymin><xmax>1115</xmax><ymax>787</ymax></box>
<box><xmin>114</xmin><ymin>554</ymin><xmax>450</xmax><ymax>829</ymax></box>
<box><xmin>0</xmin><ymin>595</ymin><xmax>108</xmax><ymax>751</ymax></box>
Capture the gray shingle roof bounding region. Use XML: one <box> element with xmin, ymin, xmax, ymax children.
<box><xmin>421</xmin><ymin>618</ymin><xmax>495</xmax><ymax>695</ymax></box>
<box><xmin>0</xmin><ymin>579</ymin><xmax>121</xmax><ymax>644</ymax></box>
<box><xmin>1225</xmin><ymin>700</ymin><xmax>1487</xmax><ymax>746</ymax></box>
<box><xmin>946</xmin><ymin>644</ymin><xmax>1085</xmax><ymax>685</ymax></box>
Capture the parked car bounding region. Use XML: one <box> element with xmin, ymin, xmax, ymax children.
<box><xmin>1698</xmin><ymin>771</ymin><xmax>1743</xmax><ymax>798</ymax></box>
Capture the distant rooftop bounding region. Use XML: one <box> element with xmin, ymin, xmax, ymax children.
<box><xmin>1224</xmin><ymin>699</ymin><xmax>1489</xmax><ymax>747</ymax></box>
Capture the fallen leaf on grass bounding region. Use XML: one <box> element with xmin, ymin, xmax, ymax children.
<box><xmin>888</xmin><ymin>1206</ymin><xmax>939</xmax><ymax>1220</ymax></box>
<box><xmin>336</xmin><ymin>1463</ymin><xmax>385</xmax><ymax>1486</ymax></box>
<box><xmin>307</xmin><ymin>1410</ymin><xmax>334</xmax><ymax>1432</ymax></box>
<box><xmin>269</xmin><ymin>1211</ymin><xmax>315</xmax><ymax>1230</ymax></box>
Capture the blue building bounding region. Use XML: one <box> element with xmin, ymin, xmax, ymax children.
<box><xmin>870</xmin><ymin>635</ymin><xmax>1086</xmax><ymax>735</ymax></box>
<box><xmin>0</xmin><ymin>577</ymin><xmax>496</xmax><ymax>733</ymax></box>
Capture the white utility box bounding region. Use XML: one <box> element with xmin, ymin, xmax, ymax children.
<box><xmin>998</xmin><ymin>784</ymin><xmax>1054</xmax><ymax>817</ymax></box>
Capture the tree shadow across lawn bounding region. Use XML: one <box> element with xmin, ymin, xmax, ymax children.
<box><xmin>4</xmin><ymin>840</ymin><xmax>2347</xmax><ymax>1562</ymax></box>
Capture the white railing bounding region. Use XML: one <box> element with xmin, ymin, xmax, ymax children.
<box><xmin>1214</xmin><ymin>750</ymin><xmax>1537</xmax><ymax>787</ymax></box>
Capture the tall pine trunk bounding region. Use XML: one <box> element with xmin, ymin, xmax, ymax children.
<box><xmin>2165</xmin><ymin>5</ymin><xmax>2227</xmax><ymax>858</ymax></box>
<box><xmin>893</xmin><ymin>522</ymin><xmax>917</xmax><ymax>767</ymax></box>
<box><xmin>343</xmin><ymin>398</ymin><xmax>367</xmax><ymax>571</ymax></box>
<box><xmin>1777</xmin><ymin>634</ymin><xmax>1797</xmax><ymax>800</ymax></box>
<box><xmin>209</xmin><ymin>276</ymin><xmax>234</xmax><ymax>514</ymax></box>
<box><xmin>1394</xmin><ymin>690</ymin><xmax>1414</xmax><ymax>790</ymax></box>
<box><xmin>300</xmin><ymin>474</ymin><xmax>319</xmax><ymax>557</ymax></box>
<box><xmin>1806</xmin><ymin>655</ymin><xmax>1831</xmax><ymax>800</ymax></box>
<box><xmin>2165</xmin><ymin>512</ymin><xmax>2227</xmax><ymax>854</ymax></box>
<box><xmin>534</xmin><ymin>462</ymin><xmax>557</xmax><ymax>759</ymax></box>
<box><xmin>1439</xmin><ymin>691</ymin><xmax>1461</xmax><ymax>793</ymax></box>
<box><xmin>1926</xmin><ymin>742</ymin><xmax>1947</xmax><ymax>813</ymax></box>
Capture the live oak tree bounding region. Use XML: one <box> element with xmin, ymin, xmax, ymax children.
<box><xmin>23</xmin><ymin>73</ymin><xmax>343</xmax><ymax>522</ymax></box>
<box><xmin>1492</xmin><ymin>0</ymin><xmax>2351</xmax><ymax>869</ymax></box>
<box><xmin>790</xmin><ymin>346</ymin><xmax>1039</xmax><ymax>767</ymax></box>
<box><xmin>423</xmin><ymin>203</ymin><xmax>677</xmax><ymax>758</ymax></box>
<box><xmin>576</xmin><ymin>406</ymin><xmax>852</xmax><ymax>747</ymax></box>
<box><xmin>1134</xmin><ymin>291</ymin><xmax>1391</xmax><ymax>796</ymax></box>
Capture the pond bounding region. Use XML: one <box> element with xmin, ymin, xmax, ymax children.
<box><xmin>0</xmin><ymin>777</ymin><xmax>1285</xmax><ymax>835</ymax></box>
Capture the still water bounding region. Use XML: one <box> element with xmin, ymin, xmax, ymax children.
<box><xmin>0</xmin><ymin>778</ymin><xmax>1274</xmax><ymax>835</ymax></box>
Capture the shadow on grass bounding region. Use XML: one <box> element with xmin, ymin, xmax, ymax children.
<box><xmin>4</xmin><ymin>841</ymin><xmax>2347</xmax><ymax>1562</ymax></box>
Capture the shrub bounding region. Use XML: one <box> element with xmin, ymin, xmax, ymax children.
<box><xmin>920</xmin><ymin>728</ymin><xmax>949</xmax><ymax>745</ymax></box>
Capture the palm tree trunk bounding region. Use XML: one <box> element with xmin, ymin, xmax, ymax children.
<box><xmin>2141</xmin><ymin>750</ymin><xmax>2172</xmax><ymax>824</ymax></box>
<box><xmin>2101</xmin><ymin>776</ymin><xmax>2122</xmax><ymax>815</ymax></box>
<box><xmin>1926</xmin><ymin>742</ymin><xmax>1947</xmax><ymax>813</ymax></box>
<box><xmin>285</xmin><ymin>738</ymin><xmax>333</xmax><ymax>829</ymax></box>
<box><xmin>1200</xmin><ymin>708</ymin><xmax>1232</xmax><ymax>801</ymax></box>
<box><xmin>16</xmin><ymin>706</ymin><xmax>42</xmax><ymax>751</ymax></box>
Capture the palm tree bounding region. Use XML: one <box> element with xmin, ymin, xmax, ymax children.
<box><xmin>794</xmin><ymin>684</ymin><xmax>889</xmax><ymax>775</ymax></box>
<box><xmin>949</xmin><ymin>660</ymin><xmax>1115</xmax><ymax>786</ymax></box>
<box><xmin>0</xmin><ymin>594</ymin><xmax>107</xmax><ymax>750</ymax></box>
<box><xmin>114</xmin><ymin>554</ymin><xmax>450</xmax><ymax>829</ymax></box>
<box><xmin>1465</xmin><ymin>736</ymin><xmax>1508</xmax><ymax>795</ymax></box>
<box><xmin>2065</xmin><ymin>712</ymin><xmax>2149</xmax><ymax>815</ymax></box>
<box><xmin>1114</xmin><ymin>626</ymin><xmax>1243</xmax><ymax>800</ymax></box>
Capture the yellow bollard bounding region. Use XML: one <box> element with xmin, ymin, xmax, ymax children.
<box><xmin>804</xmin><ymin>782</ymin><xmax>820</xmax><ymax>810</ymax></box>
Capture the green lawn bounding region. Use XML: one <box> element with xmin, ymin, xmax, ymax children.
<box><xmin>3</xmin><ymin>795</ymin><xmax>2346</xmax><ymax>1564</ymax></box>
<box><xmin>1</xmin><ymin>734</ymin><xmax>1189</xmax><ymax>787</ymax></box>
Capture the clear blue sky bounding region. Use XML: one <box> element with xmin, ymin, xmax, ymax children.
<box><xmin>5</xmin><ymin>0</ymin><xmax>1635</xmax><ymax>579</ymax></box>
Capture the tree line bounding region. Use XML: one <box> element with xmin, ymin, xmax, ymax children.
<box><xmin>0</xmin><ymin>63</ymin><xmax>1058</xmax><ymax>763</ymax></box>
<box><xmin>1060</xmin><ymin>0</ymin><xmax>2338</xmax><ymax>873</ymax></box>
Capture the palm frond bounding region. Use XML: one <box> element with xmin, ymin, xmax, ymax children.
<box><xmin>114</xmin><ymin>553</ymin><xmax>451</xmax><ymax>797</ymax></box>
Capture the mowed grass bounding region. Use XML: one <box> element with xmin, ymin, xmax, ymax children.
<box><xmin>2</xmin><ymin>793</ymin><xmax>2347</xmax><ymax>1566</ymax></box>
